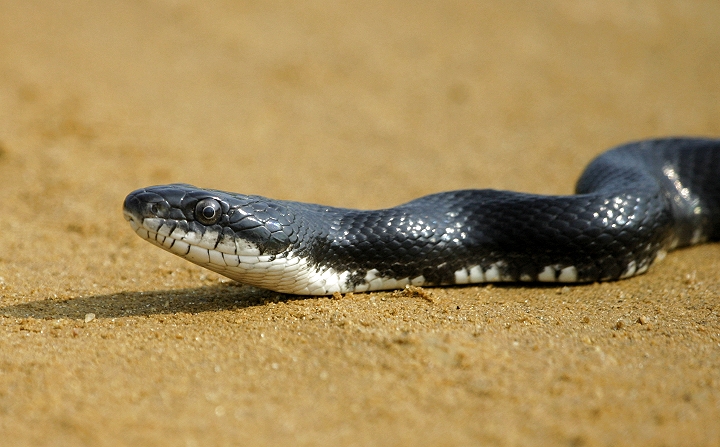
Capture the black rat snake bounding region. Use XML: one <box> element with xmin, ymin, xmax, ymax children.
<box><xmin>123</xmin><ymin>137</ymin><xmax>720</xmax><ymax>295</ymax></box>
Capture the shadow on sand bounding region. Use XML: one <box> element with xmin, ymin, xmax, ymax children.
<box><xmin>0</xmin><ymin>280</ymin><xmax>589</xmax><ymax>321</ymax></box>
<box><xmin>0</xmin><ymin>283</ymin><xmax>302</xmax><ymax>320</ymax></box>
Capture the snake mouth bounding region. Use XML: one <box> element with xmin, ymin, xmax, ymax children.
<box><xmin>126</xmin><ymin>211</ymin><xmax>265</xmax><ymax>259</ymax></box>
<box><xmin>125</xmin><ymin>212</ymin><xmax>301</xmax><ymax>287</ymax></box>
<box><xmin>123</xmin><ymin>208</ymin><xmax>142</xmax><ymax>230</ymax></box>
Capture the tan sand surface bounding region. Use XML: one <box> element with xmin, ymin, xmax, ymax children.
<box><xmin>1</xmin><ymin>1</ymin><xmax>719</xmax><ymax>445</ymax></box>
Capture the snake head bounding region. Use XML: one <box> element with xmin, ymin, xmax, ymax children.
<box><xmin>123</xmin><ymin>184</ymin><xmax>296</xmax><ymax>258</ymax></box>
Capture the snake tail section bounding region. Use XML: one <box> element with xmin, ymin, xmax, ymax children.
<box><xmin>123</xmin><ymin>137</ymin><xmax>720</xmax><ymax>295</ymax></box>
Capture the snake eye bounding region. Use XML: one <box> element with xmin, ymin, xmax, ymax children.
<box><xmin>195</xmin><ymin>199</ymin><xmax>222</xmax><ymax>225</ymax></box>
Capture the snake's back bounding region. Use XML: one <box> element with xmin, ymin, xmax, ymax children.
<box><xmin>124</xmin><ymin>137</ymin><xmax>720</xmax><ymax>295</ymax></box>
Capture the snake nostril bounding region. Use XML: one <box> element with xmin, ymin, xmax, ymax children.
<box><xmin>147</xmin><ymin>200</ymin><xmax>170</xmax><ymax>217</ymax></box>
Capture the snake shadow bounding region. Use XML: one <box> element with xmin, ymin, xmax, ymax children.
<box><xmin>0</xmin><ymin>283</ymin><xmax>299</xmax><ymax>320</ymax></box>
<box><xmin>0</xmin><ymin>282</ymin><xmax>589</xmax><ymax>320</ymax></box>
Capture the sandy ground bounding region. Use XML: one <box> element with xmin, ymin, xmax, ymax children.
<box><xmin>0</xmin><ymin>1</ymin><xmax>719</xmax><ymax>446</ymax></box>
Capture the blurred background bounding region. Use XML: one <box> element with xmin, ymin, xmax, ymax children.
<box><xmin>2</xmin><ymin>1</ymin><xmax>717</xmax><ymax>206</ymax></box>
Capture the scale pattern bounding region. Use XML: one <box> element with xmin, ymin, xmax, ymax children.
<box><xmin>123</xmin><ymin>137</ymin><xmax>720</xmax><ymax>294</ymax></box>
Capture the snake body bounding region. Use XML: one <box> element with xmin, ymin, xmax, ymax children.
<box><xmin>123</xmin><ymin>138</ymin><xmax>720</xmax><ymax>295</ymax></box>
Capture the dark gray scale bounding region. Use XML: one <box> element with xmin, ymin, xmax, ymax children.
<box><xmin>123</xmin><ymin>137</ymin><xmax>720</xmax><ymax>293</ymax></box>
